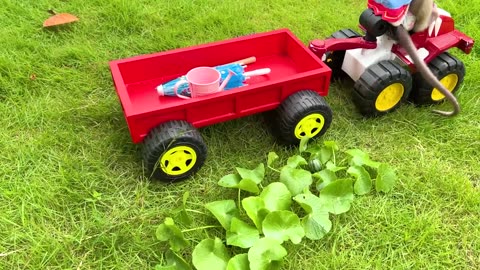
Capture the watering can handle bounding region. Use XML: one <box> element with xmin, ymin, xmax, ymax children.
<box><xmin>231</xmin><ymin>56</ymin><xmax>256</xmax><ymax>65</ymax></box>
<box><xmin>219</xmin><ymin>70</ymin><xmax>235</xmax><ymax>91</ymax></box>
<box><xmin>243</xmin><ymin>68</ymin><xmax>271</xmax><ymax>77</ymax></box>
<box><xmin>173</xmin><ymin>79</ymin><xmax>191</xmax><ymax>99</ymax></box>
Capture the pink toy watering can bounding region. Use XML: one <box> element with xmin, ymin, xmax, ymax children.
<box><xmin>173</xmin><ymin>67</ymin><xmax>235</xmax><ymax>99</ymax></box>
<box><xmin>157</xmin><ymin>57</ymin><xmax>268</xmax><ymax>98</ymax></box>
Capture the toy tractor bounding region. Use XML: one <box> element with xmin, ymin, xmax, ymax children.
<box><xmin>308</xmin><ymin>6</ymin><xmax>474</xmax><ymax>117</ymax></box>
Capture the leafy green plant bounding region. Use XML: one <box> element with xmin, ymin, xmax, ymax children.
<box><xmin>155</xmin><ymin>139</ymin><xmax>397</xmax><ymax>270</ymax></box>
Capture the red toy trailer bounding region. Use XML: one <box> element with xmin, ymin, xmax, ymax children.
<box><xmin>110</xmin><ymin>29</ymin><xmax>333</xmax><ymax>182</ymax></box>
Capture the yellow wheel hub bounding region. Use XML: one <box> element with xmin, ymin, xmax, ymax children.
<box><xmin>295</xmin><ymin>113</ymin><xmax>325</xmax><ymax>139</ymax></box>
<box><xmin>375</xmin><ymin>83</ymin><xmax>404</xmax><ymax>112</ymax></box>
<box><xmin>160</xmin><ymin>146</ymin><xmax>197</xmax><ymax>176</ymax></box>
<box><xmin>431</xmin><ymin>74</ymin><xmax>458</xmax><ymax>101</ymax></box>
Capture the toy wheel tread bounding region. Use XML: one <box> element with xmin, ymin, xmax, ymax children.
<box><xmin>143</xmin><ymin>120</ymin><xmax>207</xmax><ymax>182</ymax></box>
<box><xmin>411</xmin><ymin>52</ymin><xmax>465</xmax><ymax>105</ymax></box>
<box><xmin>273</xmin><ymin>90</ymin><xmax>332</xmax><ymax>145</ymax></box>
<box><xmin>353</xmin><ymin>60</ymin><xmax>412</xmax><ymax>117</ymax></box>
<box><xmin>325</xmin><ymin>29</ymin><xmax>362</xmax><ymax>78</ymax></box>
<box><xmin>330</xmin><ymin>29</ymin><xmax>362</xmax><ymax>39</ymax></box>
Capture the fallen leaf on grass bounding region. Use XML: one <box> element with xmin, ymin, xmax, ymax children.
<box><xmin>43</xmin><ymin>10</ymin><xmax>79</xmax><ymax>28</ymax></box>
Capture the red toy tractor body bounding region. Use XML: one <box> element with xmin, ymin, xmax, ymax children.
<box><xmin>309</xmin><ymin>8</ymin><xmax>474</xmax><ymax>116</ymax></box>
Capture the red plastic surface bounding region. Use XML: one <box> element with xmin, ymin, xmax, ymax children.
<box><xmin>392</xmin><ymin>15</ymin><xmax>474</xmax><ymax>69</ymax></box>
<box><xmin>309</xmin><ymin>37</ymin><xmax>377</xmax><ymax>59</ymax></box>
<box><xmin>109</xmin><ymin>29</ymin><xmax>331</xmax><ymax>143</ymax></box>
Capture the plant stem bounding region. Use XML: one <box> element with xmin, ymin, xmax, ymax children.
<box><xmin>238</xmin><ymin>189</ymin><xmax>242</xmax><ymax>214</ymax></box>
<box><xmin>267</xmin><ymin>165</ymin><xmax>280</xmax><ymax>173</ymax></box>
<box><xmin>185</xmin><ymin>209</ymin><xmax>206</xmax><ymax>215</ymax></box>
<box><xmin>181</xmin><ymin>225</ymin><xmax>222</xmax><ymax>233</ymax></box>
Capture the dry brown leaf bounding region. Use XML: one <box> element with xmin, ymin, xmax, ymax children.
<box><xmin>43</xmin><ymin>13</ymin><xmax>79</xmax><ymax>27</ymax></box>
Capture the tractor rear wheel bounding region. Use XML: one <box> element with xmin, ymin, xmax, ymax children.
<box><xmin>273</xmin><ymin>90</ymin><xmax>332</xmax><ymax>145</ymax></box>
<box><xmin>324</xmin><ymin>29</ymin><xmax>362</xmax><ymax>79</ymax></box>
<box><xmin>143</xmin><ymin>121</ymin><xmax>207</xmax><ymax>182</ymax></box>
<box><xmin>410</xmin><ymin>52</ymin><xmax>465</xmax><ymax>105</ymax></box>
<box><xmin>353</xmin><ymin>60</ymin><xmax>412</xmax><ymax>117</ymax></box>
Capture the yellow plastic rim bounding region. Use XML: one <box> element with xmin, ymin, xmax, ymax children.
<box><xmin>375</xmin><ymin>83</ymin><xmax>404</xmax><ymax>112</ymax></box>
<box><xmin>431</xmin><ymin>74</ymin><xmax>458</xmax><ymax>101</ymax></box>
<box><xmin>294</xmin><ymin>113</ymin><xmax>325</xmax><ymax>139</ymax></box>
<box><xmin>160</xmin><ymin>146</ymin><xmax>197</xmax><ymax>176</ymax></box>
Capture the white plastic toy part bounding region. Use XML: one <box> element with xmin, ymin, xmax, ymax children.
<box><xmin>243</xmin><ymin>68</ymin><xmax>271</xmax><ymax>78</ymax></box>
<box><xmin>342</xmin><ymin>35</ymin><xmax>397</xmax><ymax>82</ymax></box>
<box><xmin>341</xmin><ymin>7</ymin><xmax>452</xmax><ymax>82</ymax></box>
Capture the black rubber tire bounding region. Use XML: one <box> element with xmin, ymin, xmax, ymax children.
<box><xmin>353</xmin><ymin>60</ymin><xmax>412</xmax><ymax>117</ymax></box>
<box><xmin>410</xmin><ymin>52</ymin><xmax>465</xmax><ymax>105</ymax></box>
<box><xmin>273</xmin><ymin>90</ymin><xmax>333</xmax><ymax>145</ymax></box>
<box><xmin>359</xmin><ymin>8</ymin><xmax>389</xmax><ymax>40</ymax></box>
<box><xmin>143</xmin><ymin>121</ymin><xmax>207</xmax><ymax>182</ymax></box>
<box><xmin>324</xmin><ymin>29</ymin><xmax>362</xmax><ymax>79</ymax></box>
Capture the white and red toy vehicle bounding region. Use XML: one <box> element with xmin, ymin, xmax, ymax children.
<box><xmin>309</xmin><ymin>6</ymin><xmax>474</xmax><ymax>116</ymax></box>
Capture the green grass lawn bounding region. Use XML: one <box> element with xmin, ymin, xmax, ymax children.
<box><xmin>1</xmin><ymin>0</ymin><xmax>479</xmax><ymax>269</ymax></box>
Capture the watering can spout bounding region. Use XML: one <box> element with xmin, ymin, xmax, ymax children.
<box><xmin>219</xmin><ymin>70</ymin><xmax>236</xmax><ymax>91</ymax></box>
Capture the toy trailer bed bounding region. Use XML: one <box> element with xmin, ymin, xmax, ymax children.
<box><xmin>109</xmin><ymin>29</ymin><xmax>333</xmax><ymax>182</ymax></box>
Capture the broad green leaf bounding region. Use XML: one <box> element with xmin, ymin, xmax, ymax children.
<box><xmin>155</xmin><ymin>249</ymin><xmax>192</xmax><ymax>270</ymax></box>
<box><xmin>317</xmin><ymin>141</ymin><xmax>338</xmax><ymax>164</ymax></box>
<box><xmin>345</xmin><ymin>149</ymin><xmax>367</xmax><ymax>159</ymax></box>
<box><xmin>347</xmin><ymin>165</ymin><xmax>372</xmax><ymax>195</ymax></box>
<box><xmin>319</xmin><ymin>179</ymin><xmax>354</xmax><ymax>214</ymax></box>
<box><xmin>313</xmin><ymin>169</ymin><xmax>337</xmax><ymax>191</ymax></box>
<box><xmin>205</xmin><ymin>200</ymin><xmax>239</xmax><ymax>230</ymax></box>
<box><xmin>302</xmin><ymin>213</ymin><xmax>332</xmax><ymax>240</ymax></box>
<box><xmin>218</xmin><ymin>174</ymin><xmax>242</xmax><ymax>188</ymax></box>
<box><xmin>323</xmin><ymin>140</ymin><xmax>339</xmax><ymax>151</ymax></box>
<box><xmin>155</xmin><ymin>265</ymin><xmax>176</xmax><ymax>270</ymax></box>
<box><xmin>155</xmin><ymin>218</ymin><xmax>189</xmax><ymax>252</ymax></box>
<box><xmin>293</xmin><ymin>193</ymin><xmax>322</xmax><ymax>214</ymax></box>
<box><xmin>267</xmin><ymin>152</ymin><xmax>279</xmax><ymax>167</ymax></box>
<box><xmin>260</xmin><ymin>182</ymin><xmax>292</xmax><ymax>212</ymax></box>
<box><xmin>325</xmin><ymin>161</ymin><xmax>347</xmax><ymax>172</ymax></box>
<box><xmin>218</xmin><ymin>174</ymin><xmax>259</xmax><ymax>194</ymax></box>
<box><xmin>226</xmin><ymin>217</ymin><xmax>260</xmax><ymax>248</ymax></box>
<box><xmin>280</xmin><ymin>167</ymin><xmax>313</xmax><ymax>196</ymax></box>
<box><xmin>304</xmin><ymin>144</ymin><xmax>322</xmax><ymax>156</ymax></box>
<box><xmin>286</xmin><ymin>155</ymin><xmax>308</xmax><ymax>168</ymax></box>
<box><xmin>173</xmin><ymin>207</ymin><xmax>192</xmax><ymax>226</ymax></box>
<box><xmin>192</xmin><ymin>238</ymin><xmax>230</xmax><ymax>270</ymax></box>
<box><xmin>227</xmin><ymin>254</ymin><xmax>249</xmax><ymax>270</ymax></box>
<box><xmin>238</xmin><ymin>179</ymin><xmax>260</xmax><ymax>194</ymax></box>
<box><xmin>173</xmin><ymin>191</ymin><xmax>192</xmax><ymax>225</ymax></box>
<box><xmin>345</xmin><ymin>149</ymin><xmax>381</xmax><ymax>169</ymax></box>
<box><xmin>242</xmin><ymin>196</ymin><xmax>269</xmax><ymax>230</ymax></box>
<box><xmin>319</xmin><ymin>146</ymin><xmax>333</xmax><ymax>164</ymax></box>
<box><xmin>262</xmin><ymin>211</ymin><xmax>305</xmax><ymax>244</ymax></box>
<box><xmin>236</xmin><ymin>163</ymin><xmax>265</xmax><ymax>184</ymax></box>
<box><xmin>376</xmin><ymin>163</ymin><xmax>396</xmax><ymax>193</ymax></box>
<box><xmin>248</xmin><ymin>238</ymin><xmax>287</xmax><ymax>270</ymax></box>
<box><xmin>299</xmin><ymin>137</ymin><xmax>310</xmax><ymax>153</ymax></box>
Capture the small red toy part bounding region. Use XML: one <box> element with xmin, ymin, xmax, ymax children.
<box><xmin>43</xmin><ymin>10</ymin><xmax>79</xmax><ymax>27</ymax></box>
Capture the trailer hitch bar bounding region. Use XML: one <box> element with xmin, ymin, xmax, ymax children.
<box><xmin>309</xmin><ymin>37</ymin><xmax>377</xmax><ymax>59</ymax></box>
